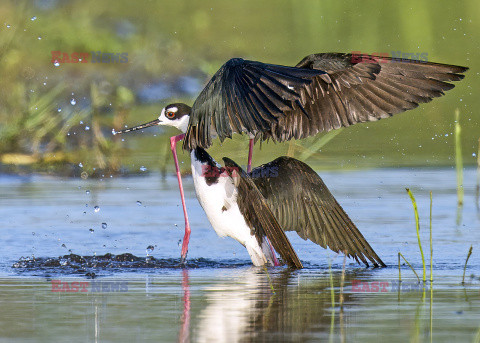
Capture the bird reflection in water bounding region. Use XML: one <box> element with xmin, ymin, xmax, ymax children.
<box><xmin>177</xmin><ymin>266</ymin><xmax>368</xmax><ymax>342</ymax></box>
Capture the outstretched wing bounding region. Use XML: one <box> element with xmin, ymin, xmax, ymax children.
<box><xmin>222</xmin><ymin>157</ymin><xmax>303</xmax><ymax>269</ymax></box>
<box><xmin>184</xmin><ymin>58</ymin><xmax>323</xmax><ymax>150</ymax></box>
<box><xmin>183</xmin><ymin>53</ymin><xmax>467</xmax><ymax>149</ymax></box>
<box><xmin>266</xmin><ymin>53</ymin><xmax>468</xmax><ymax>141</ymax></box>
<box><xmin>250</xmin><ymin>156</ymin><xmax>385</xmax><ymax>267</ymax></box>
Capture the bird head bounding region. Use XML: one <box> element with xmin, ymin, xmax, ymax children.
<box><xmin>113</xmin><ymin>103</ymin><xmax>191</xmax><ymax>135</ymax></box>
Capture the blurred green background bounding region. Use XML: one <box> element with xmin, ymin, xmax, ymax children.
<box><xmin>0</xmin><ymin>0</ymin><xmax>477</xmax><ymax>176</ymax></box>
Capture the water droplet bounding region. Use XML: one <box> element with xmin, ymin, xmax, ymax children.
<box><xmin>61</xmin><ymin>243</ymin><xmax>67</xmax><ymax>248</ymax></box>
<box><xmin>32</xmin><ymin>232</ymin><xmax>35</xmax><ymax>235</ymax></box>
<box><xmin>78</xmin><ymin>162</ymin><xmax>83</xmax><ymax>167</ymax></box>
<box><xmin>94</xmin><ymin>206</ymin><xmax>100</xmax><ymax>213</ymax></box>
<box><xmin>86</xmin><ymin>190</ymin><xmax>90</xmax><ymax>195</ymax></box>
<box><xmin>473</xmin><ymin>153</ymin><xmax>477</xmax><ymax>157</ymax></box>
<box><xmin>53</xmin><ymin>60</ymin><xmax>60</xmax><ymax>67</ymax></box>
<box><xmin>43</xmin><ymin>82</ymin><xmax>46</xmax><ymax>86</ymax></box>
<box><xmin>111</xmin><ymin>128</ymin><xmax>116</xmax><ymax>135</ymax></box>
<box><xmin>57</xmin><ymin>107</ymin><xmax>62</xmax><ymax>112</ymax></box>
<box><xmin>70</xmin><ymin>98</ymin><xmax>76</xmax><ymax>105</ymax></box>
<box><xmin>79</xmin><ymin>121</ymin><xmax>83</xmax><ymax>124</ymax></box>
<box><xmin>101</xmin><ymin>223</ymin><xmax>107</xmax><ymax>229</ymax></box>
<box><xmin>140</xmin><ymin>166</ymin><xmax>147</xmax><ymax>172</ymax></box>
<box><xmin>177</xmin><ymin>240</ymin><xmax>182</xmax><ymax>247</ymax></box>
<box><xmin>37</xmin><ymin>36</ymin><xmax>42</xmax><ymax>40</ymax></box>
<box><xmin>146</xmin><ymin>245</ymin><xmax>154</xmax><ymax>254</ymax></box>
<box><xmin>136</xmin><ymin>201</ymin><xmax>142</xmax><ymax>206</ymax></box>
<box><xmin>31</xmin><ymin>16</ymin><xmax>37</xmax><ymax>21</ymax></box>
<box><xmin>85</xmin><ymin>126</ymin><xmax>90</xmax><ymax>131</ymax></box>
<box><xmin>89</xmin><ymin>228</ymin><xmax>94</xmax><ymax>233</ymax></box>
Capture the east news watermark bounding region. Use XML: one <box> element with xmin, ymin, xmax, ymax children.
<box><xmin>351</xmin><ymin>51</ymin><xmax>429</xmax><ymax>64</ymax></box>
<box><xmin>51</xmin><ymin>51</ymin><xmax>128</xmax><ymax>64</ymax></box>
<box><xmin>51</xmin><ymin>279</ymin><xmax>128</xmax><ymax>292</ymax></box>
<box><xmin>201</xmin><ymin>165</ymin><xmax>279</xmax><ymax>178</ymax></box>
<box><xmin>350</xmin><ymin>280</ymin><xmax>430</xmax><ymax>293</ymax></box>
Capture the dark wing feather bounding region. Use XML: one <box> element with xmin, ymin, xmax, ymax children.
<box><xmin>184</xmin><ymin>54</ymin><xmax>467</xmax><ymax>149</ymax></box>
<box><xmin>184</xmin><ymin>58</ymin><xmax>324</xmax><ymax>150</ymax></box>
<box><xmin>250</xmin><ymin>156</ymin><xmax>385</xmax><ymax>267</ymax></box>
<box><xmin>222</xmin><ymin>157</ymin><xmax>303</xmax><ymax>269</ymax></box>
<box><xmin>266</xmin><ymin>53</ymin><xmax>468</xmax><ymax>141</ymax></box>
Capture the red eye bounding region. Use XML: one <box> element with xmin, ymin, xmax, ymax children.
<box><xmin>166</xmin><ymin>111</ymin><xmax>175</xmax><ymax>119</ymax></box>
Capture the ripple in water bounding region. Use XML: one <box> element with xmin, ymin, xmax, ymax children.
<box><xmin>11</xmin><ymin>253</ymin><xmax>252</xmax><ymax>276</ymax></box>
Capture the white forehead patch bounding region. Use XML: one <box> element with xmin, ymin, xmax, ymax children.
<box><xmin>157</xmin><ymin>107</ymin><xmax>190</xmax><ymax>133</ymax></box>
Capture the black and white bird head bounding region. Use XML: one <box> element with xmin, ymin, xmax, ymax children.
<box><xmin>113</xmin><ymin>103</ymin><xmax>192</xmax><ymax>135</ymax></box>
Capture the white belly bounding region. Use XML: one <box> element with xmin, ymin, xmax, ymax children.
<box><xmin>190</xmin><ymin>151</ymin><xmax>273</xmax><ymax>266</ymax></box>
<box><xmin>191</xmin><ymin>161</ymin><xmax>250</xmax><ymax>243</ymax></box>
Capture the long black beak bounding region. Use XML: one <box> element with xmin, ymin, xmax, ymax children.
<box><xmin>112</xmin><ymin>119</ymin><xmax>161</xmax><ymax>135</ymax></box>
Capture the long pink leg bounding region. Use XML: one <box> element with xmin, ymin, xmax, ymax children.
<box><xmin>247</xmin><ymin>138</ymin><xmax>280</xmax><ymax>266</ymax></box>
<box><xmin>170</xmin><ymin>134</ymin><xmax>190</xmax><ymax>264</ymax></box>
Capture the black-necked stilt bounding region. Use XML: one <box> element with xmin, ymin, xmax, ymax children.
<box><xmin>114</xmin><ymin>52</ymin><xmax>467</xmax><ymax>263</ymax></box>
<box><xmin>191</xmin><ymin>146</ymin><xmax>385</xmax><ymax>268</ymax></box>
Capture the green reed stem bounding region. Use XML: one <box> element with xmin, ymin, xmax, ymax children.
<box><xmin>263</xmin><ymin>264</ymin><xmax>275</xmax><ymax>293</ymax></box>
<box><xmin>476</xmin><ymin>137</ymin><xmax>480</xmax><ymax>210</ymax></box>
<box><xmin>329</xmin><ymin>260</ymin><xmax>335</xmax><ymax>343</ymax></box>
<box><xmin>406</xmin><ymin>188</ymin><xmax>426</xmax><ymax>283</ymax></box>
<box><xmin>462</xmin><ymin>245</ymin><xmax>473</xmax><ymax>284</ymax></box>
<box><xmin>398</xmin><ymin>252</ymin><xmax>402</xmax><ymax>282</ymax></box>
<box><xmin>455</xmin><ymin>109</ymin><xmax>464</xmax><ymax>207</ymax></box>
<box><xmin>430</xmin><ymin>191</ymin><xmax>433</xmax><ymax>283</ymax></box>
<box><xmin>398</xmin><ymin>252</ymin><xmax>420</xmax><ymax>283</ymax></box>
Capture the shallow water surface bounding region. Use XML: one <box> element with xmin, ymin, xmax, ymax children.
<box><xmin>1</xmin><ymin>168</ymin><xmax>479</xmax><ymax>342</ymax></box>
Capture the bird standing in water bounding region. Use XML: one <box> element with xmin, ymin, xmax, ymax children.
<box><xmin>118</xmin><ymin>104</ymin><xmax>386</xmax><ymax>268</ymax></box>
<box><xmin>114</xmin><ymin>52</ymin><xmax>467</xmax><ymax>263</ymax></box>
